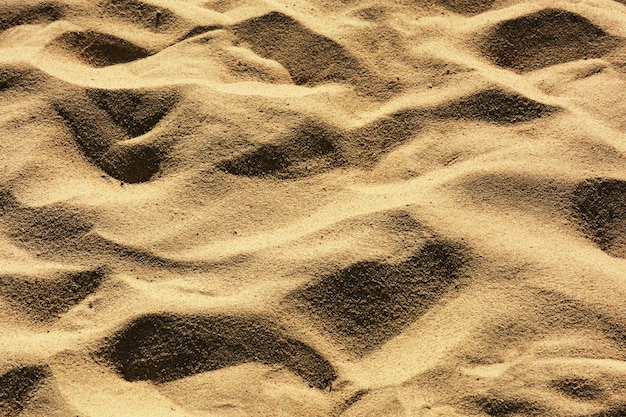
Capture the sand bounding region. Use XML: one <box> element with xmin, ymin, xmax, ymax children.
<box><xmin>0</xmin><ymin>0</ymin><xmax>625</xmax><ymax>415</ymax></box>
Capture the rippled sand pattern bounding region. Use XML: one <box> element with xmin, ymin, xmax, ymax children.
<box><xmin>1</xmin><ymin>0</ymin><xmax>626</xmax><ymax>415</ymax></box>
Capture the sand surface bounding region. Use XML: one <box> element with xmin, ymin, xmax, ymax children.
<box><xmin>1</xmin><ymin>0</ymin><xmax>626</xmax><ymax>415</ymax></box>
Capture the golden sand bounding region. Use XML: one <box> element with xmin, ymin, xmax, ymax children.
<box><xmin>0</xmin><ymin>0</ymin><xmax>625</xmax><ymax>415</ymax></box>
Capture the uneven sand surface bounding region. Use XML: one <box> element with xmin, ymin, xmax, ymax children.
<box><xmin>1</xmin><ymin>0</ymin><xmax>626</xmax><ymax>415</ymax></box>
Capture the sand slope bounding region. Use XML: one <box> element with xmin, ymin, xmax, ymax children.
<box><xmin>1</xmin><ymin>0</ymin><xmax>626</xmax><ymax>415</ymax></box>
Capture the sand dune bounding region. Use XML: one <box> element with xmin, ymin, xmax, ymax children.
<box><xmin>1</xmin><ymin>0</ymin><xmax>626</xmax><ymax>415</ymax></box>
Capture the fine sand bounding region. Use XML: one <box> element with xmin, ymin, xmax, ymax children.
<box><xmin>1</xmin><ymin>0</ymin><xmax>626</xmax><ymax>416</ymax></box>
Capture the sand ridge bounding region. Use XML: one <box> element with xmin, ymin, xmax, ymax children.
<box><xmin>0</xmin><ymin>0</ymin><xmax>626</xmax><ymax>415</ymax></box>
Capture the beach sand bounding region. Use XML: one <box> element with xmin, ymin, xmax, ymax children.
<box><xmin>1</xmin><ymin>0</ymin><xmax>626</xmax><ymax>415</ymax></box>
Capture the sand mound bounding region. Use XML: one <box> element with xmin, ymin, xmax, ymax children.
<box><xmin>233</xmin><ymin>12</ymin><xmax>371</xmax><ymax>87</ymax></box>
<box><xmin>0</xmin><ymin>366</ymin><xmax>50</xmax><ymax>417</ymax></box>
<box><xmin>99</xmin><ymin>314</ymin><xmax>336</xmax><ymax>389</ymax></box>
<box><xmin>85</xmin><ymin>88</ymin><xmax>179</xmax><ymax>138</ymax></box>
<box><xmin>481</xmin><ymin>9</ymin><xmax>623</xmax><ymax>72</ymax></box>
<box><xmin>572</xmin><ymin>178</ymin><xmax>626</xmax><ymax>258</ymax></box>
<box><xmin>54</xmin><ymin>87</ymin><xmax>177</xmax><ymax>183</ymax></box>
<box><xmin>290</xmin><ymin>240</ymin><xmax>467</xmax><ymax>354</ymax></box>
<box><xmin>100</xmin><ymin>0</ymin><xmax>181</xmax><ymax>32</ymax></box>
<box><xmin>1</xmin><ymin>0</ymin><xmax>626</xmax><ymax>415</ymax></box>
<box><xmin>49</xmin><ymin>30</ymin><xmax>151</xmax><ymax>67</ymax></box>
<box><xmin>0</xmin><ymin>269</ymin><xmax>105</xmax><ymax>322</ymax></box>
<box><xmin>5</xmin><ymin>203</ymin><xmax>93</xmax><ymax>245</ymax></box>
<box><xmin>0</xmin><ymin>2</ymin><xmax>63</xmax><ymax>33</ymax></box>
<box><xmin>435</xmin><ymin>0</ymin><xmax>497</xmax><ymax>15</ymax></box>
<box><xmin>0</xmin><ymin>65</ymin><xmax>49</xmax><ymax>94</ymax></box>
<box><xmin>218</xmin><ymin>121</ymin><xmax>345</xmax><ymax>179</ymax></box>
<box><xmin>431</xmin><ymin>88</ymin><xmax>559</xmax><ymax>124</ymax></box>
